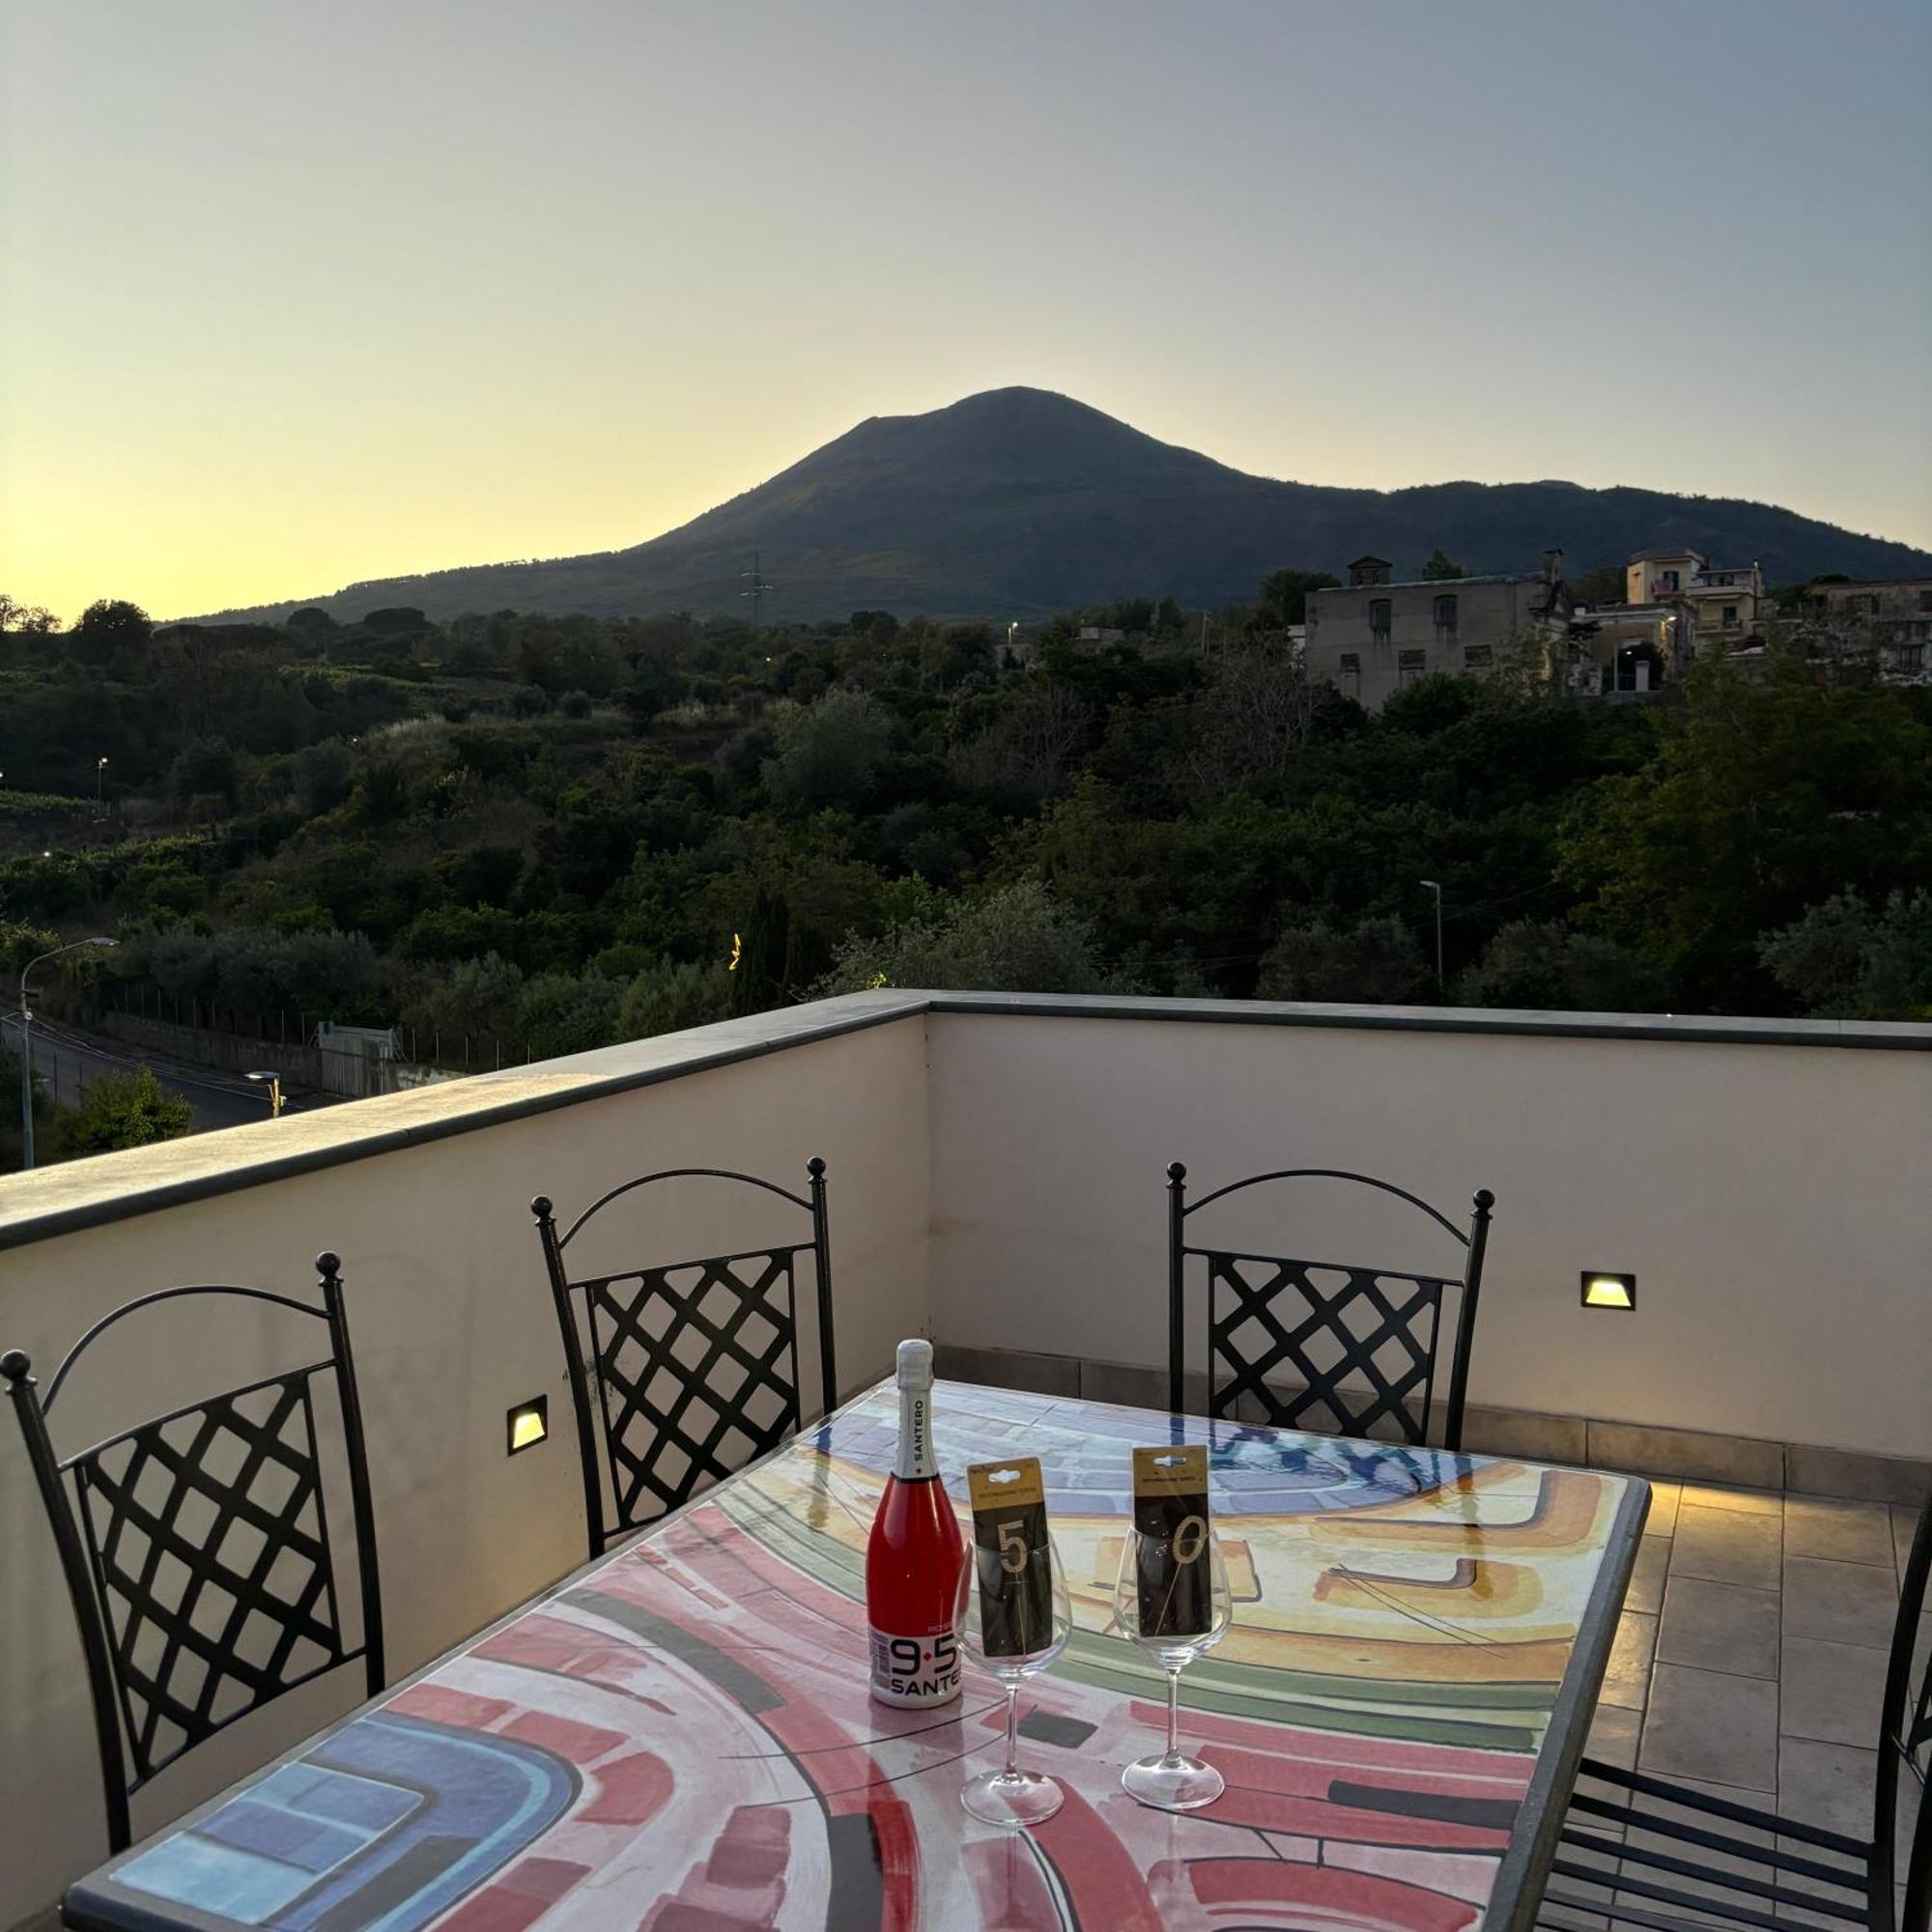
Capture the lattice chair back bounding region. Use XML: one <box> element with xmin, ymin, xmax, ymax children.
<box><xmin>0</xmin><ymin>1257</ymin><xmax>384</xmax><ymax>1854</ymax></box>
<box><xmin>531</xmin><ymin>1159</ymin><xmax>835</xmax><ymax>1557</ymax></box>
<box><xmin>1878</xmin><ymin>1487</ymin><xmax>1932</xmax><ymax>1932</ymax></box>
<box><xmin>1167</xmin><ymin>1165</ymin><xmax>1494</xmax><ymax>1452</ymax></box>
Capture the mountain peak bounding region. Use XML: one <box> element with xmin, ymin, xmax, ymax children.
<box><xmin>187</xmin><ymin>388</ymin><xmax>1932</xmax><ymax>626</ymax></box>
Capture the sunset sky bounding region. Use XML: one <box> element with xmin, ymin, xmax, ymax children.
<box><xmin>3</xmin><ymin>0</ymin><xmax>1928</xmax><ymax>623</ymax></box>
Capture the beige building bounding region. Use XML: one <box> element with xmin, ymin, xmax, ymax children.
<box><xmin>1564</xmin><ymin>602</ymin><xmax>1690</xmax><ymax>696</ymax></box>
<box><xmin>1625</xmin><ymin>547</ymin><xmax>1767</xmax><ymax>645</ymax></box>
<box><xmin>1798</xmin><ymin>576</ymin><xmax>1932</xmax><ymax>680</ymax></box>
<box><xmin>1305</xmin><ymin>553</ymin><xmax>1569</xmax><ymax>708</ymax></box>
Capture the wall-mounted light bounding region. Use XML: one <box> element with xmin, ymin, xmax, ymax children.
<box><xmin>507</xmin><ymin>1395</ymin><xmax>549</xmax><ymax>1454</ymax></box>
<box><xmin>1581</xmin><ymin>1272</ymin><xmax>1636</xmax><ymax>1311</ymax></box>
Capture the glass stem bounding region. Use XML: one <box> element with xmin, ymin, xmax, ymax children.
<box><xmin>1004</xmin><ymin>1681</ymin><xmax>1021</xmax><ymax>1777</ymax></box>
<box><xmin>1165</xmin><ymin>1664</ymin><xmax>1181</xmax><ymax>1762</ymax></box>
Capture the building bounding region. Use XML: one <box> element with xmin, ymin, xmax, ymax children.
<box><xmin>1305</xmin><ymin>552</ymin><xmax>1569</xmax><ymax>708</ymax></box>
<box><xmin>1563</xmin><ymin>602</ymin><xmax>1690</xmax><ymax>696</ymax></box>
<box><xmin>1798</xmin><ymin>576</ymin><xmax>1932</xmax><ymax>681</ymax></box>
<box><xmin>1625</xmin><ymin>547</ymin><xmax>1767</xmax><ymax>645</ymax></box>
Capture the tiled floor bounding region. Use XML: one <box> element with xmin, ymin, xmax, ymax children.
<box><xmin>1556</xmin><ymin>1479</ymin><xmax>1925</xmax><ymax>1927</ymax></box>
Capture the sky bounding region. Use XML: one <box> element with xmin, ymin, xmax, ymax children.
<box><xmin>2</xmin><ymin>0</ymin><xmax>1928</xmax><ymax>623</ymax></box>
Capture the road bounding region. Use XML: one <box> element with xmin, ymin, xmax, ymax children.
<box><xmin>0</xmin><ymin>1011</ymin><xmax>319</xmax><ymax>1133</ymax></box>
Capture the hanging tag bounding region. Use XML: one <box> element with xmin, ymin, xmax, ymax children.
<box><xmin>1131</xmin><ymin>1445</ymin><xmax>1212</xmax><ymax>1638</ymax></box>
<box><xmin>967</xmin><ymin>1457</ymin><xmax>1052</xmax><ymax>1660</ymax></box>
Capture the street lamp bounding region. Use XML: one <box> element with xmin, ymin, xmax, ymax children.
<box><xmin>244</xmin><ymin>1070</ymin><xmax>284</xmax><ymax>1120</ymax></box>
<box><xmin>14</xmin><ymin>937</ymin><xmax>117</xmax><ymax>1169</ymax></box>
<box><xmin>1419</xmin><ymin>880</ymin><xmax>1444</xmax><ymax>988</ymax></box>
<box><xmin>95</xmin><ymin>755</ymin><xmax>108</xmax><ymax>808</ymax></box>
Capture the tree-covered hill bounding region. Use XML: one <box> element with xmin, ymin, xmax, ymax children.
<box><xmin>190</xmin><ymin>389</ymin><xmax>1932</xmax><ymax>625</ymax></box>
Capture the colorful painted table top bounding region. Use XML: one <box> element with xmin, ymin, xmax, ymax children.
<box><xmin>67</xmin><ymin>1380</ymin><xmax>1646</xmax><ymax>1932</ymax></box>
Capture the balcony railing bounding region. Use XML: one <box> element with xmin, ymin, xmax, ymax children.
<box><xmin>2</xmin><ymin>990</ymin><xmax>1928</xmax><ymax>1923</ymax></box>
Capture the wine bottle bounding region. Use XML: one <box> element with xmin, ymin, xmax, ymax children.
<box><xmin>866</xmin><ymin>1339</ymin><xmax>963</xmax><ymax>1707</ymax></box>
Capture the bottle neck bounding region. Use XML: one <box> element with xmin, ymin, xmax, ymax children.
<box><xmin>894</xmin><ymin>1381</ymin><xmax>938</xmax><ymax>1480</ymax></box>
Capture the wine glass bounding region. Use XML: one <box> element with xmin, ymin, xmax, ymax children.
<box><xmin>952</xmin><ymin>1530</ymin><xmax>1071</xmax><ymax>1827</ymax></box>
<box><xmin>1112</xmin><ymin>1516</ymin><xmax>1234</xmax><ymax>1809</ymax></box>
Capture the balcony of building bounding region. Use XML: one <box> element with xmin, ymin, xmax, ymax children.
<box><xmin>2</xmin><ymin>991</ymin><xmax>1927</xmax><ymax>1929</ymax></box>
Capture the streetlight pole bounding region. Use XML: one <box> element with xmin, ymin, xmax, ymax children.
<box><xmin>14</xmin><ymin>936</ymin><xmax>118</xmax><ymax>1169</ymax></box>
<box><xmin>96</xmin><ymin>755</ymin><xmax>108</xmax><ymax>810</ymax></box>
<box><xmin>1419</xmin><ymin>880</ymin><xmax>1444</xmax><ymax>989</ymax></box>
<box><xmin>245</xmin><ymin>1071</ymin><xmax>284</xmax><ymax>1120</ymax></box>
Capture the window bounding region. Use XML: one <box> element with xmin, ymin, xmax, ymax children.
<box><xmin>1463</xmin><ymin>643</ymin><xmax>1492</xmax><ymax>668</ymax></box>
<box><xmin>1722</xmin><ymin>605</ymin><xmax>1739</xmax><ymax>629</ymax></box>
<box><xmin>1433</xmin><ymin>594</ymin><xmax>1459</xmax><ymax>639</ymax></box>
<box><xmin>1918</xmin><ymin>590</ymin><xmax>1932</xmax><ymax>613</ymax></box>
<box><xmin>1895</xmin><ymin>642</ymin><xmax>1925</xmax><ymax>674</ymax></box>
<box><xmin>1338</xmin><ymin>652</ymin><xmax>1360</xmax><ymax>676</ymax></box>
<box><xmin>1369</xmin><ymin>599</ymin><xmax>1391</xmax><ymax>641</ymax></box>
<box><xmin>1659</xmin><ymin>570</ymin><xmax>1681</xmax><ymax>593</ymax></box>
<box><xmin>1397</xmin><ymin>648</ymin><xmax>1427</xmax><ymax>686</ymax></box>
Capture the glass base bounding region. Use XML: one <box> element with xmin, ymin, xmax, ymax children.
<box><xmin>1122</xmin><ymin>1750</ymin><xmax>1225</xmax><ymax>1811</ymax></box>
<box><xmin>962</xmin><ymin>1768</ymin><xmax>1065</xmax><ymax>1827</ymax></box>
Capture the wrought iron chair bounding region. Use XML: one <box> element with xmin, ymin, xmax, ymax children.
<box><xmin>531</xmin><ymin>1157</ymin><xmax>835</xmax><ymax>1557</ymax></box>
<box><xmin>1540</xmin><ymin>1490</ymin><xmax>1932</xmax><ymax>1932</ymax></box>
<box><xmin>0</xmin><ymin>1256</ymin><xmax>384</xmax><ymax>1855</ymax></box>
<box><xmin>1166</xmin><ymin>1163</ymin><xmax>1494</xmax><ymax>1451</ymax></box>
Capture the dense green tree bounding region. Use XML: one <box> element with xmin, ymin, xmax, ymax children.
<box><xmin>58</xmin><ymin>1069</ymin><xmax>192</xmax><ymax>1155</ymax></box>
<box><xmin>1256</xmin><ymin>913</ymin><xmax>1435</xmax><ymax>1004</ymax></box>
<box><xmin>1254</xmin><ymin>569</ymin><xmax>1340</xmax><ymax>627</ymax></box>
<box><xmin>1456</xmin><ymin>919</ymin><xmax>1666</xmax><ymax>1012</ymax></box>
<box><xmin>1420</xmin><ymin>550</ymin><xmax>1466</xmax><ymax>582</ymax></box>
<box><xmin>1757</xmin><ymin>891</ymin><xmax>1932</xmax><ymax>1019</ymax></box>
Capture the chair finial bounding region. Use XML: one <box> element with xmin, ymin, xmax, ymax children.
<box><xmin>1167</xmin><ymin>1161</ymin><xmax>1187</xmax><ymax>1183</ymax></box>
<box><xmin>1472</xmin><ymin>1188</ymin><xmax>1495</xmax><ymax>1213</ymax></box>
<box><xmin>315</xmin><ymin>1251</ymin><xmax>342</xmax><ymax>1280</ymax></box>
<box><xmin>530</xmin><ymin>1194</ymin><xmax>554</xmax><ymax>1220</ymax></box>
<box><xmin>0</xmin><ymin>1349</ymin><xmax>32</xmax><ymax>1386</ymax></box>
<box><xmin>806</xmin><ymin>1155</ymin><xmax>826</xmax><ymax>1180</ymax></box>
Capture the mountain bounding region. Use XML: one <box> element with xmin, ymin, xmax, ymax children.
<box><xmin>192</xmin><ymin>388</ymin><xmax>1932</xmax><ymax>625</ymax></box>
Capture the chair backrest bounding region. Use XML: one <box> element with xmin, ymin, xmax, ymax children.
<box><xmin>1874</xmin><ymin>1488</ymin><xmax>1932</xmax><ymax>1932</ymax></box>
<box><xmin>0</xmin><ymin>1257</ymin><xmax>384</xmax><ymax>1854</ymax></box>
<box><xmin>531</xmin><ymin>1158</ymin><xmax>834</xmax><ymax>1555</ymax></box>
<box><xmin>1167</xmin><ymin>1164</ymin><xmax>1493</xmax><ymax>1452</ymax></box>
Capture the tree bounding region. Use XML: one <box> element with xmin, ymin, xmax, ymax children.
<box><xmin>762</xmin><ymin>687</ymin><xmax>895</xmax><ymax>813</ymax></box>
<box><xmin>1255</xmin><ymin>569</ymin><xmax>1340</xmax><ymax>627</ymax></box>
<box><xmin>1421</xmin><ymin>550</ymin><xmax>1466</xmax><ymax>582</ymax></box>
<box><xmin>817</xmin><ymin>879</ymin><xmax>1127</xmax><ymax>994</ymax></box>
<box><xmin>513</xmin><ymin>971</ymin><xmax>623</xmax><ymax>1059</ymax></box>
<box><xmin>58</xmin><ymin>1070</ymin><xmax>193</xmax><ymax>1156</ymax></box>
<box><xmin>1256</xmin><ymin>913</ymin><xmax>1434</xmax><ymax>1004</ymax></box>
<box><xmin>70</xmin><ymin>599</ymin><xmax>153</xmax><ymax>662</ymax></box>
<box><xmin>1457</xmin><ymin>920</ymin><xmax>1666</xmax><ymax>1013</ymax></box>
<box><xmin>1560</xmin><ymin>652</ymin><xmax>1932</xmax><ymax>1006</ymax></box>
<box><xmin>618</xmin><ymin>957</ymin><xmax>730</xmax><ymax>1037</ymax></box>
<box><xmin>171</xmin><ymin>736</ymin><xmax>243</xmax><ymax>812</ymax></box>
<box><xmin>1757</xmin><ymin>891</ymin><xmax>1932</xmax><ymax>1019</ymax></box>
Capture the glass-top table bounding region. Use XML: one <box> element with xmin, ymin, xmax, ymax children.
<box><xmin>64</xmin><ymin>1378</ymin><xmax>1646</xmax><ymax>1932</ymax></box>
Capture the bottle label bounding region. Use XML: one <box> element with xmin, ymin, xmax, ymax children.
<box><xmin>868</xmin><ymin>1626</ymin><xmax>960</xmax><ymax>1706</ymax></box>
<box><xmin>895</xmin><ymin>1389</ymin><xmax>937</xmax><ymax>1480</ymax></box>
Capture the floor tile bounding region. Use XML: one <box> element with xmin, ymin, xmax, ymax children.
<box><xmin>1625</xmin><ymin>1536</ymin><xmax>1669</xmax><ymax>1616</ymax></box>
<box><xmin>1640</xmin><ymin>1662</ymin><xmax>1778</xmax><ymax>1790</ymax></box>
<box><xmin>1778</xmin><ymin>1634</ymin><xmax>1888</xmax><ymax>1747</ymax></box>
<box><xmin>1782</xmin><ymin>1555</ymin><xmax>1897</xmax><ymax>1647</ymax></box>
<box><xmin>1616</xmin><ymin>1773</ymin><xmax>1779</xmax><ymax>1927</ymax></box>
<box><xmin>1657</xmin><ymin>1576</ymin><xmax>1779</xmax><ymax>1678</ymax></box>
<box><xmin>1777</xmin><ymin>1736</ymin><xmax>1875</xmax><ymax>1836</ymax></box>
<box><xmin>1643</xmin><ymin>1482</ymin><xmax>1681</xmax><ymax>1538</ymax></box>
<box><xmin>1673</xmin><ymin>1504</ymin><xmax>1784</xmax><ymax>1591</ymax></box>
<box><xmin>1600</xmin><ymin>1610</ymin><xmax>1658</xmax><ymax>1710</ymax></box>
<box><xmin>1895</xmin><ymin>1505</ymin><xmax>1927</xmax><ymax>1582</ymax></box>
<box><xmin>1783</xmin><ymin>1496</ymin><xmax>1895</xmax><ymax>1566</ymax></box>
<box><xmin>1681</xmin><ymin>1483</ymin><xmax>1784</xmax><ymax>1518</ymax></box>
<box><xmin>1585</xmin><ymin>1702</ymin><xmax>1642</xmax><ymax>1770</ymax></box>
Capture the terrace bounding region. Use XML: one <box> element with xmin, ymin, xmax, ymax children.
<box><xmin>1</xmin><ymin>989</ymin><xmax>1926</xmax><ymax>1929</ymax></box>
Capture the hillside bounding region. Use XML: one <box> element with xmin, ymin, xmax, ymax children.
<box><xmin>193</xmin><ymin>387</ymin><xmax>1932</xmax><ymax>624</ymax></box>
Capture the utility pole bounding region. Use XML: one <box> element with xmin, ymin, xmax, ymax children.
<box><xmin>740</xmin><ymin>551</ymin><xmax>774</xmax><ymax>630</ymax></box>
<box><xmin>14</xmin><ymin>936</ymin><xmax>117</xmax><ymax>1168</ymax></box>
<box><xmin>95</xmin><ymin>754</ymin><xmax>108</xmax><ymax>811</ymax></box>
<box><xmin>1419</xmin><ymin>880</ymin><xmax>1444</xmax><ymax>988</ymax></box>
